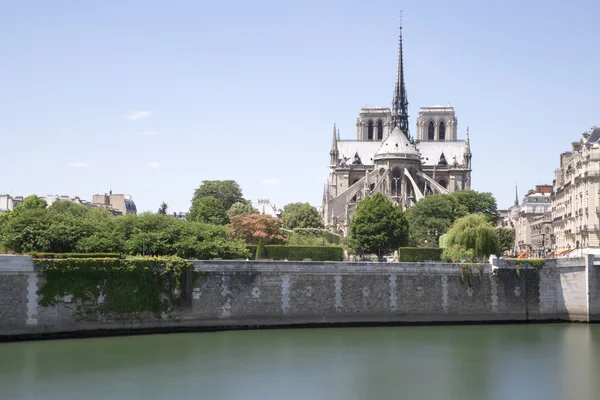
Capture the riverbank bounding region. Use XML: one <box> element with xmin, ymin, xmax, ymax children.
<box><xmin>1</xmin><ymin>255</ymin><xmax>599</xmax><ymax>341</ymax></box>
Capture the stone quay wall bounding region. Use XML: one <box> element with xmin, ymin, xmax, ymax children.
<box><xmin>0</xmin><ymin>255</ymin><xmax>599</xmax><ymax>338</ymax></box>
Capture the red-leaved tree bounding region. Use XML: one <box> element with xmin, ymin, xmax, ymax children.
<box><xmin>229</xmin><ymin>214</ymin><xmax>285</xmax><ymax>245</ymax></box>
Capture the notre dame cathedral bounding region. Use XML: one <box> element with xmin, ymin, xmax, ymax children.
<box><xmin>322</xmin><ymin>23</ymin><xmax>473</xmax><ymax>237</ymax></box>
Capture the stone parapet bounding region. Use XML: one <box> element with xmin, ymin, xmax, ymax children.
<box><xmin>0</xmin><ymin>256</ymin><xmax>599</xmax><ymax>339</ymax></box>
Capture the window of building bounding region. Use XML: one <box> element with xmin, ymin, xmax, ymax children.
<box><xmin>368</xmin><ymin>120</ymin><xmax>374</xmax><ymax>140</ymax></box>
<box><xmin>377</xmin><ymin>121</ymin><xmax>383</xmax><ymax>140</ymax></box>
<box><xmin>439</xmin><ymin>121</ymin><xmax>446</xmax><ymax>141</ymax></box>
<box><xmin>428</xmin><ymin>121</ymin><xmax>434</xmax><ymax>140</ymax></box>
<box><xmin>438</xmin><ymin>179</ymin><xmax>447</xmax><ymax>189</ymax></box>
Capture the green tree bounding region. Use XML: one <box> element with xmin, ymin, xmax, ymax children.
<box><xmin>496</xmin><ymin>227</ymin><xmax>516</xmax><ymax>253</ymax></box>
<box><xmin>192</xmin><ymin>180</ymin><xmax>245</xmax><ymax>211</ymax></box>
<box><xmin>158</xmin><ymin>202</ymin><xmax>168</xmax><ymax>214</ymax></box>
<box><xmin>48</xmin><ymin>200</ymin><xmax>90</xmax><ymax>218</ymax></box>
<box><xmin>228</xmin><ymin>201</ymin><xmax>258</xmax><ymax>217</ymax></box>
<box><xmin>188</xmin><ymin>196</ymin><xmax>229</xmax><ymax>225</ymax></box>
<box><xmin>444</xmin><ymin>214</ymin><xmax>499</xmax><ymax>260</ymax></box>
<box><xmin>282</xmin><ymin>202</ymin><xmax>324</xmax><ymax>229</ymax></box>
<box><xmin>451</xmin><ymin>190</ymin><xmax>498</xmax><ymax>224</ymax></box>
<box><xmin>0</xmin><ymin>207</ymin><xmax>52</xmax><ymax>253</ymax></box>
<box><xmin>19</xmin><ymin>195</ymin><xmax>47</xmax><ymax>210</ymax></box>
<box><xmin>405</xmin><ymin>194</ymin><xmax>463</xmax><ymax>247</ymax></box>
<box><xmin>349</xmin><ymin>193</ymin><xmax>409</xmax><ymax>260</ymax></box>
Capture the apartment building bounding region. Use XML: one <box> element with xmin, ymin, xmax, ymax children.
<box><xmin>92</xmin><ymin>192</ymin><xmax>137</xmax><ymax>215</ymax></box>
<box><xmin>552</xmin><ymin>126</ymin><xmax>600</xmax><ymax>255</ymax></box>
<box><xmin>515</xmin><ymin>185</ymin><xmax>552</xmax><ymax>256</ymax></box>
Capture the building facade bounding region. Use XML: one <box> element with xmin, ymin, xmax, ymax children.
<box><xmin>515</xmin><ymin>186</ymin><xmax>552</xmax><ymax>256</ymax></box>
<box><xmin>322</xmin><ymin>24</ymin><xmax>472</xmax><ymax>236</ymax></box>
<box><xmin>0</xmin><ymin>195</ymin><xmax>23</xmax><ymax>213</ymax></box>
<box><xmin>92</xmin><ymin>192</ymin><xmax>137</xmax><ymax>215</ymax></box>
<box><xmin>552</xmin><ymin>126</ymin><xmax>600</xmax><ymax>254</ymax></box>
<box><xmin>255</xmin><ymin>199</ymin><xmax>281</xmax><ymax>218</ymax></box>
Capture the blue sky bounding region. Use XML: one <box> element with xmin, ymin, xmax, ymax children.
<box><xmin>1</xmin><ymin>0</ymin><xmax>599</xmax><ymax>213</ymax></box>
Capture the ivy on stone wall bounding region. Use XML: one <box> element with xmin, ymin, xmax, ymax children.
<box><xmin>458</xmin><ymin>263</ymin><xmax>484</xmax><ymax>285</ymax></box>
<box><xmin>35</xmin><ymin>256</ymin><xmax>192</xmax><ymax>322</ymax></box>
<box><xmin>508</xmin><ymin>258</ymin><xmax>545</xmax><ymax>278</ymax></box>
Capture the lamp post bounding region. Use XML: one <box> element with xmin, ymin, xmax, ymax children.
<box><xmin>133</xmin><ymin>228</ymin><xmax>146</xmax><ymax>256</ymax></box>
<box><xmin>541</xmin><ymin>232</ymin><xmax>545</xmax><ymax>258</ymax></box>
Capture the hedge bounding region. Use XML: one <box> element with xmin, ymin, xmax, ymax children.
<box><xmin>398</xmin><ymin>247</ymin><xmax>443</xmax><ymax>262</ymax></box>
<box><xmin>249</xmin><ymin>245</ymin><xmax>343</xmax><ymax>261</ymax></box>
<box><xmin>29</xmin><ymin>252</ymin><xmax>122</xmax><ymax>259</ymax></box>
<box><xmin>291</xmin><ymin>228</ymin><xmax>341</xmax><ymax>245</ymax></box>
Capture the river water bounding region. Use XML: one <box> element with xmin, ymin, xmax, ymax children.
<box><xmin>1</xmin><ymin>324</ymin><xmax>599</xmax><ymax>400</ymax></box>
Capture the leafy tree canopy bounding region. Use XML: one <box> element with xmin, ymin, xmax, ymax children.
<box><xmin>281</xmin><ymin>202</ymin><xmax>324</xmax><ymax>229</ymax></box>
<box><xmin>451</xmin><ymin>190</ymin><xmax>498</xmax><ymax>224</ymax></box>
<box><xmin>406</xmin><ymin>194</ymin><xmax>464</xmax><ymax>247</ymax></box>
<box><xmin>19</xmin><ymin>195</ymin><xmax>47</xmax><ymax>210</ymax></box>
<box><xmin>48</xmin><ymin>200</ymin><xmax>90</xmax><ymax>218</ymax></box>
<box><xmin>188</xmin><ymin>196</ymin><xmax>229</xmax><ymax>225</ymax></box>
<box><xmin>229</xmin><ymin>214</ymin><xmax>285</xmax><ymax>245</ymax></box>
<box><xmin>496</xmin><ymin>227</ymin><xmax>516</xmax><ymax>253</ymax></box>
<box><xmin>444</xmin><ymin>214</ymin><xmax>499</xmax><ymax>260</ymax></box>
<box><xmin>349</xmin><ymin>193</ymin><xmax>409</xmax><ymax>260</ymax></box>
<box><xmin>0</xmin><ymin>202</ymin><xmax>248</xmax><ymax>260</ymax></box>
<box><xmin>192</xmin><ymin>180</ymin><xmax>245</xmax><ymax>211</ymax></box>
<box><xmin>228</xmin><ymin>201</ymin><xmax>259</xmax><ymax>217</ymax></box>
<box><xmin>158</xmin><ymin>202</ymin><xmax>168</xmax><ymax>214</ymax></box>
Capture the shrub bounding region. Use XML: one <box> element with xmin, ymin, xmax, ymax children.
<box><xmin>442</xmin><ymin>245</ymin><xmax>475</xmax><ymax>263</ymax></box>
<box><xmin>29</xmin><ymin>252</ymin><xmax>122</xmax><ymax>259</ymax></box>
<box><xmin>291</xmin><ymin>228</ymin><xmax>341</xmax><ymax>245</ymax></box>
<box><xmin>256</xmin><ymin>241</ymin><xmax>266</xmax><ymax>260</ymax></box>
<box><xmin>247</xmin><ymin>245</ymin><xmax>257</xmax><ymax>258</ymax></box>
<box><xmin>262</xmin><ymin>245</ymin><xmax>343</xmax><ymax>261</ymax></box>
<box><xmin>397</xmin><ymin>247</ymin><xmax>443</xmax><ymax>262</ymax></box>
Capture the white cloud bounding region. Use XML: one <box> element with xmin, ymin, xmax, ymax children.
<box><xmin>138</xmin><ymin>130</ymin><xmax>160</xmax><ymax>137</ymax></box>
<box><xmin>125</xmin><ymin>110</ymin><xmax>152</xmax><ymax>120</ymax></box>
<box><xmin>147</xmin><ymin>161</ymin><xmax>160</xmax><ymax>169</ymax></box>
<box><xmin>262</xmin><ymin>178</ymin><xmax>280</xmax><ymax>186</ymax></box>
<box><xmin>68</xmin><ymin>162</ymin><xmax>89</xmax><ymax>168</ymax></box>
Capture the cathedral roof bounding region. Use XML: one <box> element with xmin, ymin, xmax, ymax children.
<box><xmin>336</xmin><ymin>141</ymin><xmax>381</xmax><ymax>166</ymax></box>
<box><xmin>418</xmin><ymin>140</ymin><xmax>468</xmax><ymax>167</ymax></box>
<box><xmin>374</xmin><ymin>126</ymin><xmax>419</xmax><ymax>159</ymax></box>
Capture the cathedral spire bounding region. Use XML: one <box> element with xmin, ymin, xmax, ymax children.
<box><xmin>330</xmin><ymin>123</ymin><xmax>339</xmax><ymax>165</ymax></box>
<box><xmin>391</xmin><ymin>13</ymin><xmax>410</xmax><ymax>139</ymax></box>
<box><xmin>514</xmin><ymin>184</ymin><xmax>519</xmax><ymax>206</ymax></box>
<box><xmin>331</xmin><ymin>123</ymin><xmax>337</xmax><ymax>150</ymax></box>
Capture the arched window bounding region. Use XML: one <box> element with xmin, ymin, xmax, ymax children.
<box><xmin>438</xmin><ymin>179</ymin><xmax>447</xmax><ymax>189</ymax></box>
<box><xmin>428</xmin><ymin>121</ymin><xmax>435</xmax><ymax>140</ymax></box>
<box><xmin>439</xmin><ymin>121</ymin><xmax>446</xmax><ymax>141</ymax></box>
<box><xmin>377</xmin><ymin>121</ymin><xmax>383</xmax><ymax>140</ymax></box>
<box><xmin>367</xmin><ymin>121</ymin><xmax>374</xmax><ymax>140</ymax></box>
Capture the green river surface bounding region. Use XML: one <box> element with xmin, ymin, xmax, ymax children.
<box><xmin>1</xmin><ymin>324</ymin><xmax>600</xmax><ymax>400</ymax></box>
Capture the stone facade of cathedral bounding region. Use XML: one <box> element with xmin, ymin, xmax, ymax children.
<box><xmin>322</xmin><ymin>25</ymin><xmax>473</xmax><ymax>237</ymax></box>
